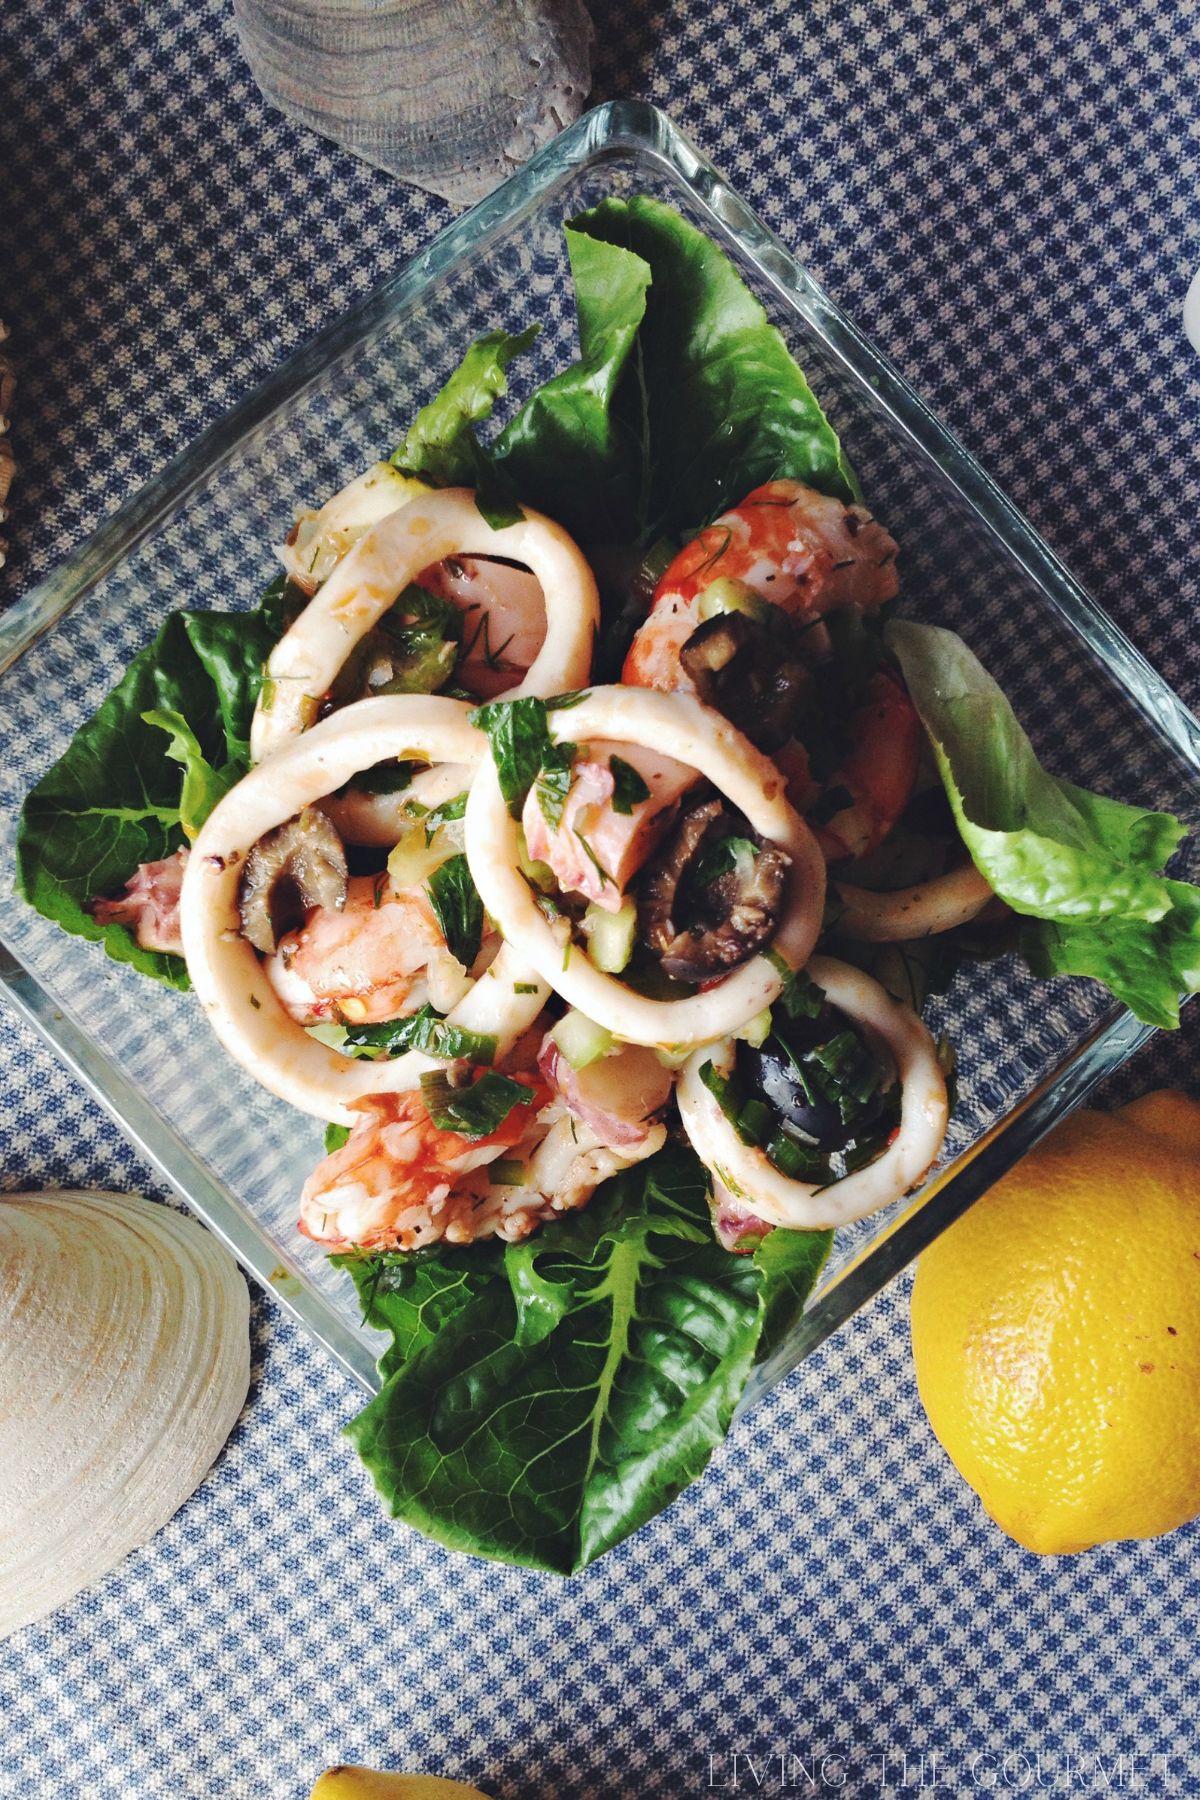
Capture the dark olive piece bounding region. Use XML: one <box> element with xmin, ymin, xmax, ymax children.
<box><xmin>679</xmin><ymin>611</ymin><xmax>812</xmax><ymax>751</ymax></box>
<box><xmin>237</xmin><ymin>806</ymin><xmax>349</xmax><ymax>954</ymax></box>
<box><xmin>736</xmin><ymin>1011</ymin><xmax>888</xmax><ymax>1152</ymax></box>
<box><xmin>637</xmin><ymin>796</ymin><xmax>791</xmax><ymax>983</ymax></box>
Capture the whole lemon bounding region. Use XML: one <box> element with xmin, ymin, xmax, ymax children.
<box><xmin>310</xmin><ymin>1773</ymin><xmax>490</xmax><ymax>1799</ymax></box>
<box><xmin>911</xmin><ymin>1090</ymin><xmax>1200</xmax><ymax>1554</ymax></box>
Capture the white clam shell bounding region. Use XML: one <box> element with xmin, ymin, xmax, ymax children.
<box><xmin>233</xmin><ymin>0</ymin><xmax>594</xmax><ymax>206</ymax></box>
<box><xmin>0</xmin><ymin>1191</ymin><xmax>250</xmax><ymax>1639</ymax></box>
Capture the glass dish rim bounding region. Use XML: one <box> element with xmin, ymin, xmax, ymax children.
<box><xmin>1</xmin><ymin>99</ymin><xmax>1196</xmax><ymax>1404</ymax></box>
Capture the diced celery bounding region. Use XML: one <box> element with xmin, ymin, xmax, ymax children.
<box><xmin>697</xmin><ymin>576</ymin><xmax>770</xmax><ymax>623</ymax></box>
<box><xmin>736</xmin><ymin>1008</ymin><xmax>772</xmax><ymax>1048</ymax></box>
<box><xmin>551</xmin><ymin>1009</ymin><xmax>613</xmax><ymax>1071</ymax></box>
<box><xmin>583</xmin><ymin>896</ymin><xmax>636</xmax><ymax>973</ymax></box>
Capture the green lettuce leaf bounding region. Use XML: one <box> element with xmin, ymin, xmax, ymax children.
<box><xmin>565</xmin><ymin>194</ymin><xmax>860</xmax><ymax>535</ymax></box>
<box><xmin>1022</xmin><ymin>881</ymin><xmax>1200</xmax><ymax>1032</ymax></box>
<box><xmin>15</xmin><ymin>598</ymin><xmax>281</xmax><ymax>987</ymax></box>
<box><xmin>396</xmin><ymin>198</ymin><xmax>857</xmax><ymax>549</ymax></box>
<box><xmin>889</xmin><ymin>619</ymin><xmax>1200</xmax><ymax>1025</ymax></box>
<box><xmin>494</xmin><ymin>227</ymin><xmax>653</xmax><ymax>542</ymax></box>
<box><xmin>342</xmin><ymin>1144</ymin><xmax>830</xmax><ymax>1572</ymax></box>
<box><xmin>141</xmin><ymin>708</ymin><xmax>243</xmax><ymax>841</ymax></box>
<box><xmin>334</xmin><ymin>1245</ymin><xmax>505</xmax><ymax>1382</ymax></box>
<box><xmin>391</xmin><ymin>326</ymin><xmax>537</xmax><ymax>527</ymax></box>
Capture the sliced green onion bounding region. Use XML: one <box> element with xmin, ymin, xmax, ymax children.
<box><xmin>489</xmin><ymin>1158</ymin><xmax>529</xmax><ymax>1187</ymax></box>
<box><xmin>736</xmin><ymin>1008</ymin><xmax>772</xmax><ymax>1049</ymax></box>
<box><xmin>343</xmin><ymin>1005</ymin><xmax>497</xmax><ymax>1065</ymax></box>
<box><xmin>419</xmin><ymin>1069</ymin><xmax>532</xmax><ymax>1139</ymax></box>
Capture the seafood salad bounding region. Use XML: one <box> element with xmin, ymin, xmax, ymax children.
<box><xmin>20</xmin><ymin>198</ymin><xmax>1200</xmax><ymax>1572</ymax></box>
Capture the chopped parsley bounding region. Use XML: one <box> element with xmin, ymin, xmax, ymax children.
<box><xmin>533</xmin><ymin>739</ymin><xmax>579</xmax><ymax>830</ymax></box>
<box><xmin>469</xmin><ymin>692</ymin><xmax>588</xmax><ymax>817</ymax></box>
<box><xmin>609</xmin><ymin>755</ymin><xmax>651</xmax><ymax>815</ymax></box>
<box><xmin>424</xmin><ymin>854</ymin><xmax>484</xmax><ymax>968</ymax></box>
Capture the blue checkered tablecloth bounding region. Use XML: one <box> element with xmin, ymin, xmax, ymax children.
<box><xmin>3</xmin><ymin>3</ymin><xmax>1200</xmax><ymax>1796</ymax></box>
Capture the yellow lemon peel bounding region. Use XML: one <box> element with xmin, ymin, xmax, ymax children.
<box><xmin>911</xmin><ymin>1089</ymin><xmax>1200</xmax><ymax>1555</ymax></box>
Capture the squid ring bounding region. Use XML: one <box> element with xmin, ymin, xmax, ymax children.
<box><xmin>250</xmin><ymin>487</ymin><xmax>600</xmax><ymax>763</ymax></box>
<box><xmin>180</xmin><ymin>696</ymin><xmax>549</xmax><ymax>1123</ymax></box>
<box><xmin>464</xmin><ymin>686</ymin><xmax>827</xmax><ymax>1047</ymax></box>
<box><xmin>676</xmin><ymin>954</ymin><xmax>949</xmax><ymax>1229</ymax></box>
<box><xmin>832</xmin><ymin>862</ymin><xmax>994</xmax><ymax>942</ymax></box>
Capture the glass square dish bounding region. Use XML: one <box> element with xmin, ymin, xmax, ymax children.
<box><xmin>3</xmin><ymin>100</ymin><xmax>1199</xmax><ymax>1404</ymax></box>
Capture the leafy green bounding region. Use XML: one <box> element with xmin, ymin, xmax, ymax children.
<box><xmin>418</xmin><ymin>1069</ymin><xmax>535</xmax><ymax>1140</ymax></box>
<box><xmin>564</xmin><ymin>195</ymin><xmax>859</xmax><ymax>537</ymax></box>
<box><xmin>16</xmin><ymin>599</ymin><xmax>281</xmax><ymax>987</ymax></box>
<box><xmin>469</xmin><ymin>695</ymin><xmax>553</xmax><ymax>817</ymax></box>
<box><xmin>1022</xmin><ymin>880</ymin><xmax>1200</xmax><ymax>1032</ymax></box>
<box><xmin>141</xmin><ymin>708</ymin><xmax>242</xmax><ymax>841</ymax></box>
<box><xmin>342</xmin><ymin>1144</ymin><xmax>831</xmax><ymax>1572</ymax></box>
<box><xmin>350</xmin><ymin>760</ymin><xmax>414</xmax><ymax>796</ymax></box>
<box><xmin>391</xmin><ymin>326</ymin><xmax>537</xmax><ymax>526</ymax></box>
<box><xmin>889</xmin><ymin>620</ymin><xmax>1200</xmax><ymax>1026</ymax></box>
<box><xmin>533</xmin><ymin>740</ymin><xmax>579</xmax><ymax>830</ymax></box>
<box><xmin>494</xmin><ymin>227</ymin><xmax>653</xmax><ymax>542</ymax></box>
<box><xmin>469</xmin><ymin>692</ymin><xmax>586</xmax><ymax>818</ymax></box>
<box><xmin>691</xmin><ymin>834</ymin><xmax>758</xmax><ymax>888</ymax></box>
<box><xmin>765</xmin><ymin>952</ymin><xmax>825</xmax><ymax>1021</ymax></box>
<box><xmin>609</xmin><ymin>754</ymin><xmax>651</xmax><ymax>816</ymax></box>
<box><xmin>420</xmin><ymin>793</ymin><xmax>467</xmax><ymax>842</ymax></box>
<box><xmin>335</xmin><ymin>1245</ymin><xmax>504</xmax><ymax>1380</ymax></box>
<box><xmin>376</xmin><ymin>585</ymin><xmax>461</xmax><ymax>695</ymax></box>
<box><xmin>424</xmin><ymin>853</ymin><xmax>483</xmax><ymax>968</ymax></box>
<box><xmin>324</xmin><ymin>1123</ymin><xmax>351</xmax><ymax>1154</ymax></box>
<box><xmin>342</xmin><ymin>1004</ymin><xmax>497</xmax><ymax>1065</ymax></box>
<box><xmin>396</xmin><ymin>199</ymin><xmax>858</xmax><ymax>549</ymax></box>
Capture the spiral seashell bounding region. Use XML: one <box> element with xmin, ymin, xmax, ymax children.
<box><xmin>232</xmin><ymin>0</ymin><xmax>594</xmax><ymax>206</ymax></box>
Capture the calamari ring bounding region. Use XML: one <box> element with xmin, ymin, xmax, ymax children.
<box><xmin>321</xmin><ymin>758</ymin><xmax>470</xmax><ymax>849</ymax></box>
<box><xmin>463</xmin><ymin>686</ymin><xmax>827</xmax><ymax>1047</ymax></box>
<box><xmin>180</xmin><ymin>695</ymin><xmax>549</xmax><ymax>1123</ymax></box>
<box><xmin>832</xmin><ymin>862</ymin><xmax>994</xmax><ymax>942</ymax></box>
<box><xmin>676</xmin><ymin>954</ymin><xmax>949</xmax><ymax>1229</ymax></box>
<box><xmin>250</xmin><ymin>487</ymin><xmax>600</xmax><ymax>763</ymax></box>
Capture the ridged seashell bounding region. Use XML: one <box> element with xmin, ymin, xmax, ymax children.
<box><xmin>0</xmin><ymin>321</ymin><xmax>14</xmax><ymax>571</ymax></box>
<box><xmin>0</xmin><ymin>1191</ymin><xmax>250</xmax><ymax>1638</ymax></box>
<box><xmin>232</xmin><ymin>0</ymin><xmax>594</xmax><ymax>207</ymax></box>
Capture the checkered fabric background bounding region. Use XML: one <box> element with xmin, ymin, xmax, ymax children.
<box><xmin>3</xmin><ymin>2</ymin><xmax>1200</xmax><ymax>1796</ymax></box>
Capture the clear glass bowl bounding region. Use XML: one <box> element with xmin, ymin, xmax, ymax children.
<box><xmin>3</xmin><ymin>101</ymin><xmax>1199</xmax><ymax>1401</ymax></box>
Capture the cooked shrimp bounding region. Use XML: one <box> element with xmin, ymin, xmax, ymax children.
<box><xmin>815</xmin><ymin>670</ymin><xmax>923</xmax><ymax>862</ymax></box>
<box><xmin>265</xmin><ymin>873</ymin><xmax>483</xmax><ymax>1026</ymax></box>
<box><xmin>622</xmin><ymin>479</ymin><xmax>899</xmax><ymax>692</ymax></box>
<box><xmin>299</xmin><ymin>1029</ymin><xmax>673</xmax><ymax>1252</ymax></box>
<box><xmin>299</xmin><ymin>1075</ymin><xmax>547</xmax><ymax>1252</ymax></box>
